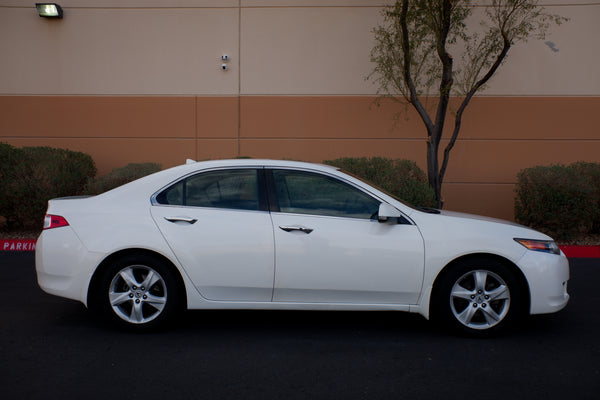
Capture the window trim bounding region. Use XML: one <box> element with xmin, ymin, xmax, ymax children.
<box><xmin>150</xmin><ymin>165</ymin><xmax>413</xmax><ymax>224</ymax></box>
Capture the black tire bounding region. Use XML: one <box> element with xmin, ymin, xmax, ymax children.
<box><xmin>94</xmin><ymin>254</ymin><xmax>182</xmax><ymax>331</ymax></box>
<box><xmin>432</xmin><ymin>257</ymin><xmax>524</xmax><ymax>336</ymax></box>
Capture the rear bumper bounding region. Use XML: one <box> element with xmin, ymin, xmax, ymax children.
<box><xmin>35</xmin><ymin>227</ymin><xmax>99</xmax><ymax>306</ymax></box>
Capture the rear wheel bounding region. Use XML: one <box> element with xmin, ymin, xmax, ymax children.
<box><xmin>95</xmin><ymin>254</ymin><xmax>181</xmax><ymax>331</ymax></box>
<box><xmin>434</xmin><ymin>258</ymin><xmax>524</xmax><ymax>336</ymax></box>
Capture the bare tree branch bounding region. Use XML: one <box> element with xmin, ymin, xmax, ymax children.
<box><xmin>369</xmin><ymin>0</ymin><xmax>566</xmax><ymax>207</ymax></box>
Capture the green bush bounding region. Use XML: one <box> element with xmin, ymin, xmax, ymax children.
<box><xmin>570</xmin><ymin>161</ymin><xmax>600</xmax><ymax>233</ymax></box>
<box><xmin>0</xmin><ymin>143</ymin><xmax>97</xmax><ymax>229</ymax></box>
<box><xmin>324</xmin><ymin>157</ymin><xmax>436</xmax><ymax>208</ymax></box>
<box><xmin>0</xmin><ymin>143</ymin><xmax>20</xmax><ymax>227</ymax></box>
<box><xmin>84</xmin><ymin>162</ymin><xmax>162</xmax><ymax>195</ymax></box>
<box><xmin>515</xmin><ymin>164</ymin><xmax>599</xmax><ymax>239</ymax></box>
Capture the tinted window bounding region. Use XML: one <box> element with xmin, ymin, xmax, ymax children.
<box><xmin>156</xmin><ymin>169</ymin><xmax>260</xmax><ymax>211</ymax></box>
<box><xmin>272</xmin><ymin>170</ymin><xmax>380</xmax><ymax>219</ymax></box>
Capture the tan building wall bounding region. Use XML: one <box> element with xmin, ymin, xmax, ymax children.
<box><xmin>1</xmin><ymin>1</ymin><xmax>599</xmax><ymax>220</ymax></box>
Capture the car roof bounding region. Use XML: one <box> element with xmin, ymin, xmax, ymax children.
<box><xmin>182</xmin><ymin>158</ymin><xmax>338</xmax><ymax>171</ymax></box>
<box><xmin>158</xmin><ymin>159</ymin><xmax>342</xmax><ymax>180</ymax></box>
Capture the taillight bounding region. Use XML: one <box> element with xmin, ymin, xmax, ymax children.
<box><xmin>43</xmin><ymin>215</ymin><xmax>70</xmax><ymax>230</ymax></box>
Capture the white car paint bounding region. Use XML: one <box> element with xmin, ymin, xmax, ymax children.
<box><xmin>151</xmin><ymin>205</ymin><xmax>275</xmax><ymax>302</ymax></box>
<box><xmin>271</xmin><ymin>212</ymin><xmax>424</xmax><ymax>304</ymax></box>
<box><xmin>35</xmin><ymin>159</ymin><xmax>570</xmax><ymax>332</ymax></box>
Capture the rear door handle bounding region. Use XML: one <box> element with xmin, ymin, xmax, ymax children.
<box><xmin>165</xmin><ymin>217</ymin><xmax>198</xmax><ymax>224</ymax></box>
<box><xmin>279</xmin><ymin>226</ymin><xmax>313</xmax><ymax>234</ymax></box>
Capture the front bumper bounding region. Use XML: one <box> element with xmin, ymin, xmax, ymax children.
<box><xmin>519</xmin><ymin>250</ymin><xmax>570</xmax><ymax>315</ymax></box>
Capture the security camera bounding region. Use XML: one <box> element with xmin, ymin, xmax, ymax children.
<box><xmin>221</xmin><ymin>64</ymin><xmax>229</xmax><ymax>71</ymax></box>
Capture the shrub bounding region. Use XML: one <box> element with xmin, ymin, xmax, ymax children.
<box><xmin>570</xmin><ymin>161</ymin><xmax>600</xmax><ymax>233</ymax></box>
<box><xmin>0</xmin><ymin>143</ymin><xmax>20</xmax><ymax>227</ymax></box>
<box><xmin>324</xmin><ymin>157</ymin><xmax>436</xmax><ymax>208</ymax></box>
<box><xmin>0</xmin><ymin>143</ymin><xmax>97</xmax><ymax>229</ymax></box>
<box><xmin>84</xmin><ymin>162</ymin><xmax>162</xmax><ymax>195</ymax></box>
<box><xmin>515</xmin><ymin>164</ymin><xmax>599</xmax><ymax>239</ymax></box>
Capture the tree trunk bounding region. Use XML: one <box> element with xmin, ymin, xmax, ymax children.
<box><xmin>427</xmin><ymin>137</ymin><xmax>443</xmax><ymax>209</ymax></box>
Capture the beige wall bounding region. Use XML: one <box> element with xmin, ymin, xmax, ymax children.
<box><xmin>1</xmin><ymin>1</ymin><xmax>598</xmax><ymax>95</ymax></box>
<box><xmin>0</xmin><ymin>5</ymin><xmax>240</xmax><ymax>95</ymax></box>
<box><xmin>1</xmin><ymin>1</ymin><xmax>599</xmax><ymax>220</ymax></box>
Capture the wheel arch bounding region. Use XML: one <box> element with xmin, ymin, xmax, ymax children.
<box><xmin>87</xmin><ymin>248</ymin><xmax>188</xmax><ymax>310</ymax></box>
<box><xmin>429</xmin><ymin>253</ymin><xmax>531</xmax><ymax>318</ymax></box>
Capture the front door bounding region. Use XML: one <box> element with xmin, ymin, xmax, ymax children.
<box><xmin>269</xmin><ymin>169</ymin><xmax>424</xmax><ymax>304</ymax></box>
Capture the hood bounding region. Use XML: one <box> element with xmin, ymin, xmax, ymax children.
<box><xmin>410</xmin><ymin>207</ymin><xmax>554</xmax><ymax>246</ymax></box>
<box><xmin>438</xmin><ymin>210</ymin><xmax>525</xmax><ymax>228</ymax></box>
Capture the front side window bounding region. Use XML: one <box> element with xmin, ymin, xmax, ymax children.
<box><xmin>272</xmin><ymin>169</ymin><xmax>380</xmax><ymax>219</ymax></box>
<box><xmin>155</xmin><ymin>169</ymin><xmax>261</xmax><ymax>211</ymax></box>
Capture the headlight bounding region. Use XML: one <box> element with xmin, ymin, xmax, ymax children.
<box><xmin>514</xmin><ymin>238</ymin><xmax>561</xmax><ymax>255</ymax></box>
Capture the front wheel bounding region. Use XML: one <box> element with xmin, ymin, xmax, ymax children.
<box><xmin>433</xmin><ymin>258</ymin><xmax>524</xmax><ymax>336</ymax></box>
<box><xmin>94</xmin><ymin>255</ymin><xmax>182</xmax><ymax>331</ymax></box>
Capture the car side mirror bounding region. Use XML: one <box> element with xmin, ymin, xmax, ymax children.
<box><xmin>378</xmin><ymin>203</ymin><xmax>402</xmax><ymax>222</ymax></box>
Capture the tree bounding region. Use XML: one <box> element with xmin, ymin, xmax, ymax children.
<box><xmin>369</xmin><ymin>0</ymin><xmax>566</xmax><ymax>208</ymax></box>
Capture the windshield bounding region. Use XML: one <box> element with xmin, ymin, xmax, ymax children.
<box><xmin>334</xmin><ymin>167</ymin><xmax>440</xmax><ymax>213</ymax></box>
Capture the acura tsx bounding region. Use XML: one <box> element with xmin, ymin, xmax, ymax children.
<box><xmin>36</xmin><ymin>159</ymin><xmax>569</xmax><ymax>335</ymax></box>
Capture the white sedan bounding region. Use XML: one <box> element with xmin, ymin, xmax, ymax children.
<box><xmin>36</xmin><ymin>159</ymin><xmax>569</xmax><ymax>335</ymax></box>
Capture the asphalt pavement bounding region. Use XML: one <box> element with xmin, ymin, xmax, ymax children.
<box><xmin>1</xmin><ymin>252</ymin><xmax>598</xmax><ymax>400</ymax></box>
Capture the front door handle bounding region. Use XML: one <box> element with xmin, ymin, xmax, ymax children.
<box><xmin>165</xmin><ymin>217</ymin><xmax>198</xmax><ymax>224</ymax></box>
<box><xmin>279</xmin><ymin>226</ymin><xmax>313</xmax><ymax>234</ymax></box>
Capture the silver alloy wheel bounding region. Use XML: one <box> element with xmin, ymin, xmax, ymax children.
<box><xmin>108</xmin><ymin>265</ymin><xmax>167</xmax><ymax>324</ymax></box>
<box><xmin>450</xmin><ymin>269</ymin><xmax>511</xmax><ymax>330</ymax></box>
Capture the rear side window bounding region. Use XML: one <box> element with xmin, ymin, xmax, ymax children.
<box><xmin>155</xmin><ymin>169</ymin><xmax>261</xmax><ymax>211</ymax></box>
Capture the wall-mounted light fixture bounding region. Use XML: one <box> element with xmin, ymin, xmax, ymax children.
<box><xmin>36</xmin><ymin>3</ymin><xmax>63</xmax><ymax>19</ymax></box>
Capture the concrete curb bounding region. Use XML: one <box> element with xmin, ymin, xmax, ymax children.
<box><xmin>559</xmin><ymin>245</ymin><xmax>600</xmax><ymax>259</ymax></box>
<box><xmin>1</xmin><ymin>238</ymin><xmax>599</xmax><ymax>258</ymax></box>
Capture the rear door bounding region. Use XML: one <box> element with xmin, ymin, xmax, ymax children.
<box><xmin>151</xmin><ymin>168</ymin><xmax>275</xmax><ymax>302</ymax></box>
